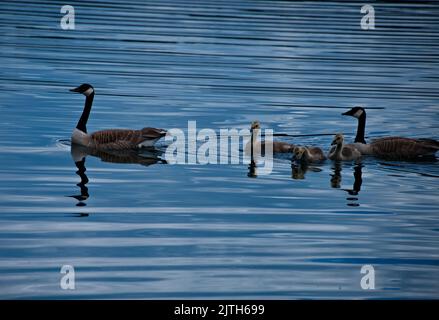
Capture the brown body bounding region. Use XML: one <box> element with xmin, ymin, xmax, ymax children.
<box><xmin>245</xmin><ymin>141</ymin><xmax>295</xmax><ymax>156</ymax></box>
<box><xmin>270</xmin><ymin>141</ymin><xmax>295</xmax><ymax>153</ymax></box>
<box><xmin>294</xmin><ymin>146</ymin><xmax>326</xmax><ymax>162</ymax></box>
<box><xmin>89</xmin><ymin>127</ymin><xmax>167</xmax><ymax>150</ymax></box>
<box><xmin>356</xmin><ymin>137</ymin><xmax>439</xmax><ymax>159</ymax></box>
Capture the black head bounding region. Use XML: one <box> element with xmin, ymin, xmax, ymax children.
<box><xmin>70</xmin><ymin>83</ymin><xmax>94</xmax><ymax>96</ymax></box>
<box><xmin>342</xmin><ymin>106</ymin><xmax>365</xmax><ymax>118</ymax></box>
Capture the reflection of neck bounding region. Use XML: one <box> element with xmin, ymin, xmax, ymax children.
<box><xmin>248</xmin><ymin>160</ymin><xmax>257</xmax><ymax>178</ymax></box>
<box><xmin>330</xmin><ymin>162</ymin><xmax>342</xmax><ymax>188</ymax></box>
<box><xmin>75</xmin><ymin>159</ymin><xmax>89</xmax><ymax>200</ymax></box>
<box><xmin>76</xmin><ymin>93</ymin><xmax>94</xmax><ymax>133</ymax></box>
<box><xmin>355</xmin><ymin>112</ymin><xmax>367</xmax><ymax>144</ymax></box>
<box><xmin>353</xmin><ymin>164</ymin><xmax>363</xmax><ymax>193</ymax></box>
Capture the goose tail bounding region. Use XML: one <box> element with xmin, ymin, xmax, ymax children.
<box><xmin>141</xmin><ymin>127</ymin><xmax>167</xmax><ymax>139</ymax></box>
<box><xmin>417</xmin><ymin>138</ymin><xmax>439</xmax><ymax>150</ymax></box>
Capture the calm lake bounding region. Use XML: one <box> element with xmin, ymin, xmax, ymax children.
<box><xmin>0</xmin><ymin>0</ymin><xmax>438</xmax><ymax>299</ymax></box>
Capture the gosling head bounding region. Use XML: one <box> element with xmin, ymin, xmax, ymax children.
<box><xmin>331</xmin><ymin>133</ymin><xmax>344</xmax><ymax>146</ymax></box>
<box><xmin>342</xmin><ymin>106</ymin><xmax>365</xmax><ymax>119</ymax></box>
<box><xmin>293</xmin><ymin>146</ymin><xmax>306</xmax><ymax>160</ymax></box>
<box><xmin>250</xmin><ymin>121</ymin><xmax>261</xmax><ymax>131</ymax></box>
<box><xmin>70</xmin><ymin>83</ymin><xmax>94</xmax><ymax>97</ymax></box>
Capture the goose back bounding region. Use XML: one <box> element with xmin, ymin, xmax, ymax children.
<box><xmin>370</xmin><ymin>137</ymin><xmax>439</xmax><ymax>159</ymax></box>
<box><xmin>90</xmin><ymin>127</ymin><xmax>166</xmax><ymax>150</ymax></box>
<box><xmin>271</xmin><ymin>141</ymin><xmax>295</xmax><ymax>153</ymax></box>
<box><xmin>307</xmin><ymin>147</ymin><xmax>326</xmax><ymax>161</ymax></box>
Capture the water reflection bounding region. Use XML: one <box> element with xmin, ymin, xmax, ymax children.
<box><xmin>247</xmin><ymin>160</ymin><xmax>257</xmax><ymax>178</ymax></box>
<box><xmin>71</xmin><ymin>144</ymin><xmax>167</xmax><ymax>167</ymax></box>
<box><xmin>330</xmin><ymin>162</ymin><xmax>363</xmax><ymax>207</ymax></box>
<box><xmin>290</xmin><ymin>159</ymin><xmax>363</xmax><ymax>206</ymax></box>
<box><xmin>291</xmin><ymin>161</ymin><xmax>323</xmax><ymax>180</ymax></box>
<box><xmin>68</xmin><ymin>157</ymin><xmax>89</xmax><ymax>207</ymax></box>
<box><xmin>69</xmin><ymin>144</ymin><xmax>166</xmax><ymax>207</ymax></box>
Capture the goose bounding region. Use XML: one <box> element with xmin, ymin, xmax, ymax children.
<box><xmin>293</xmin><ymin>146</ymin><xmax>326</xmax><ymax>163</ymax></box>
<box><xmin>342</xmin><ymin>106</ymin><xmax>439</xmax><ymax>159</ymax></box>
<box><xmin>245</xmin><ymin>121</ymin><xmax>295</xmax><ymax>156</ymax></box>
<box><xmin>70</xmin><ymin>84</ymin><xmax>166</xmax><ymax>150</ymax></box>
<box><xmin>328</xmin><ymin>133</ymin><xmax>362</xmax><ymax>161</ymax></box>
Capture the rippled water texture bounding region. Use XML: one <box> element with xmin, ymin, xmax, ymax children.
<box><xmin>0</xmin><ymin>0</ymin><xmax>438</xmax><ymax>299</ymax></box>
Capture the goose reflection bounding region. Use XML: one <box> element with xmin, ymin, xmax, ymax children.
<box><xmin>248</xmin><ymin>160</ymin><xmax>257</xmax><ymax>178</ymax></box>
<box><xmin>68</xmin><ymin>156</ymin><xmax>89</xmax><ymax>207</ymax></box>
<box><xmin>69</xmin><ymin>144</ymin><xmax>167</xmax><ymax>207</ymax></box>
<box><xmin>330</xmin><ymin>162</ymin><xmax>363</xmax><ymax>207</ymax></box>
<box><xmin>291</xmin><ymin>161</ymin><xmax>323</xmax><ymax>180</ymax></box>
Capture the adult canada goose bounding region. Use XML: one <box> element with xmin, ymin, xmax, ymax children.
<box><xmin>70</xmin><ymin>84</ymin><xmax>166</xmax><ymax>150</ymax></box>
<box><xmin>245</xmin><ymin>121</ymin><xmax>295</xmax><ymax>156</ymax></box>
<box><xmin>293</xmin><ymin>146</ymin><xmax>326</xmax><ymax>163</ymax></box>
<box><xmin>342</xmin><ymin>106</ymin><xmax>439</xmax><ymax>159</ymax></box>
<box><xmin>328</xmin><ymin>133</ymin><xmax>362</xmax><ymax>161</ymax></box>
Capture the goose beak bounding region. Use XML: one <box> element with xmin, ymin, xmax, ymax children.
<box><xmin>331</xmin><ymin>140</ymin><xmax>337</xmax><ymax>145</ymax></box>
<box><xmin>342</xmin><ymin>110</ymin><xmax>351</xmax><ymax>116</ymax></box>
<box><xmin>70</xmin><ymin>86</ymin><xmax>81</xmax><ymax>93</ymax></box>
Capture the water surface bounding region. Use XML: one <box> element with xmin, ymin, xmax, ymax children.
<box><xmin>0</xmin><ymin>0</ymin><xmax>439</xmax><ymax>299</ymax></box>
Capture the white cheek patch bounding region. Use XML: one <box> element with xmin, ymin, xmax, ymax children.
<box><xmin>353</xmin><ymin>109</ymin><xmax>363</xmax><ymax>118</ymax></box>
<box><xmin>84</xmin><ymin>88</ymin><xmax>94</xmax><ymax>96</ymax></box>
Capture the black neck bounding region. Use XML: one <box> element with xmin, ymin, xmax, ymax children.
<box><xmin>76</xmin><ymin>93</ymin><xmax>94</xmax><ymax>133</ymax></box>
<box><xmin>354</xmin><ymin>112</ymin><xmax>367</xmax><ymax>144</ymax></box>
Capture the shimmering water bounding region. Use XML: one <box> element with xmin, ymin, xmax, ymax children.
<box><xmin>0</xmin><ymin>0</ymin><xmax>438</xmax><ymax>299</ymax></box>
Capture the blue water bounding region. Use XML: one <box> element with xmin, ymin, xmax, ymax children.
<box><xmin>0</xmin><ymin>0</ymin><xmax>438</xmax><ymax>299</ymax></box>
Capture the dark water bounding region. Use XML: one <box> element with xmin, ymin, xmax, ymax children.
<box><xmin>1</xmin><ymin>0</ymin><xmax>439</xmax><ymax>299</ymax></box>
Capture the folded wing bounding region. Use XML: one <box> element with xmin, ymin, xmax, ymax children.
<box><xmin>370</xmin><ymin>137</ymin><xmax>439</xmax><ymax>159</ymax></box>
<box><xmin>90</xmin><ymin>128</ymin><xmax>167</xmax><ymax>150</ymax></box>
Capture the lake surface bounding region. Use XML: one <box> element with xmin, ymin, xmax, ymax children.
<box><xmin>0</xmin><ymin>0</ymin><xmax>438</xmax><ymax>299</ymax></box>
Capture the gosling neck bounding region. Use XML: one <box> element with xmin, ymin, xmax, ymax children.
<box><xmin>335</xmin><ymin>141</ymin><xmax>343</xmax><ymax>156</ymax></box>
<box><xmin>251</xmin><ymin>128</ymin><xmax>260</xmax><ymax>143</ymax></box>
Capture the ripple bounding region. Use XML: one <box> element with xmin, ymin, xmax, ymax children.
<box><xmin>0</xmin><ymin>0</ymin><xmax>438</xmax><ymax>299</ymax></box>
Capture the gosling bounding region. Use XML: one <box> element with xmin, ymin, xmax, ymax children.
<box><xmin>328</xmin><ymin>133</ymin><xmax>362</xmax><ymax>161</ymax></box>
<box><xmin>245</xmin><ymin>121</ymin><xmax>295</xmax><ymax>155</ymax></box>
<box><xmin>293</xmin><ymin>146</ymin><xmax>326</xmax><ymax>163</ymax></box>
